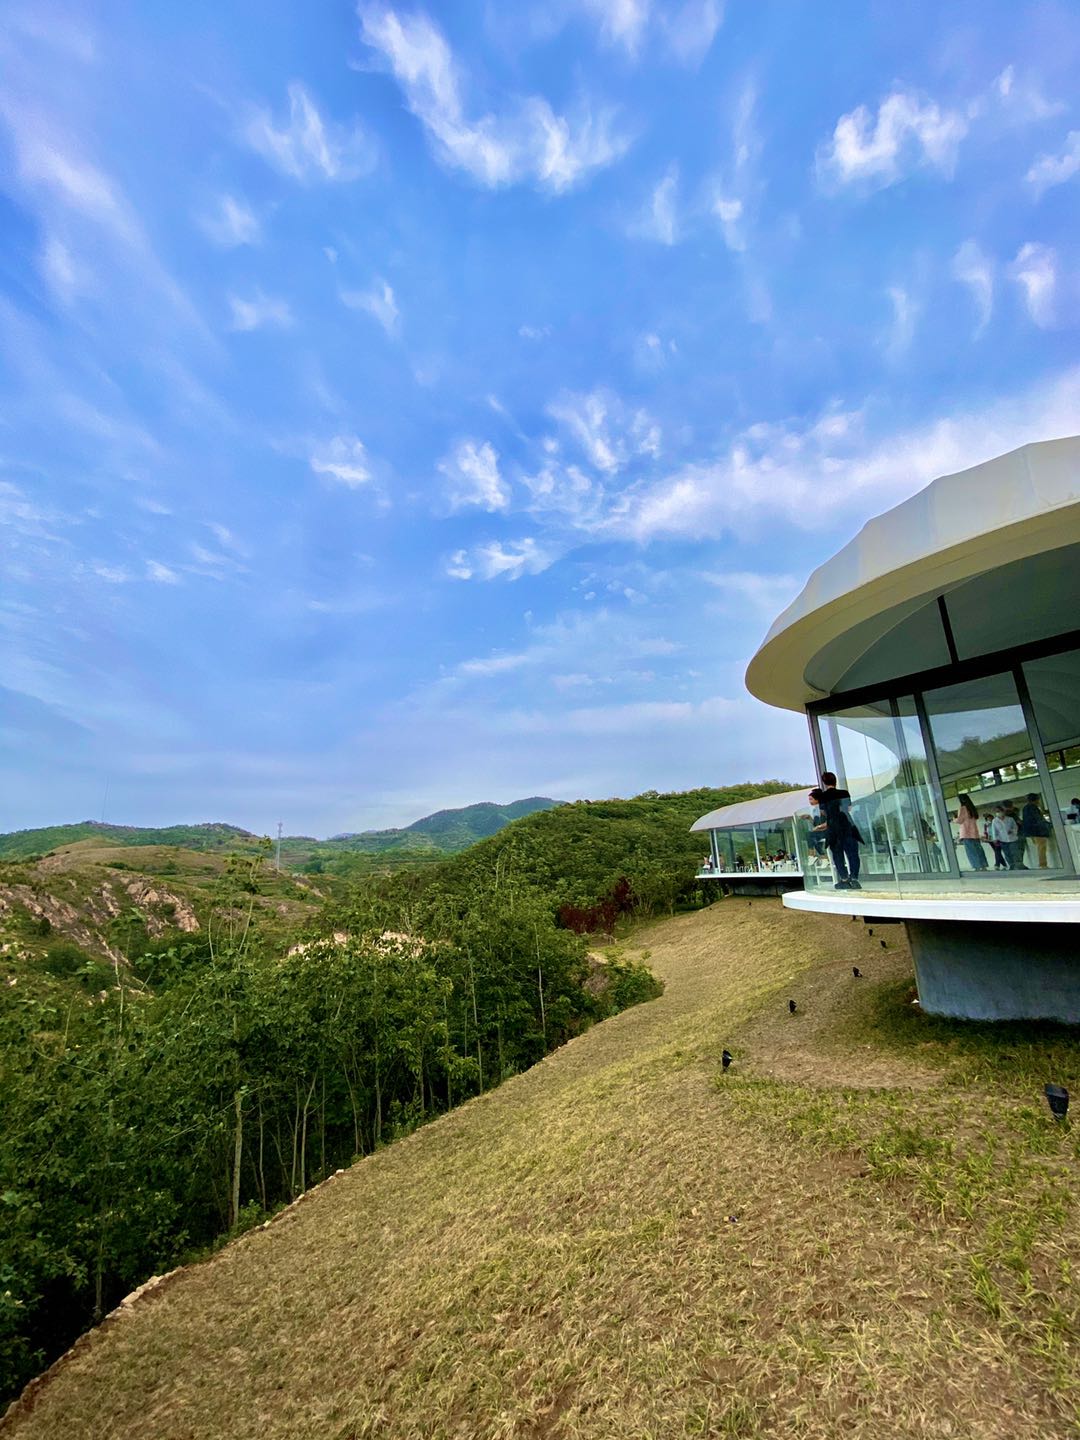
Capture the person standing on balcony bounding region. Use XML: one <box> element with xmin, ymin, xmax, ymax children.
<box><xmin>813</xmin><ymin>772</ymin><xmax>863</xmax><ymax>890</ymax></box>
<box><xmin>1020</xmin><ymin>793</ymin><xmax>1052</xmax><ymax>868</ymax></box>
<box><xmin>955</xmin><ymin>794</ymin><xmax>988</xmax><ymax>870</ymax></box>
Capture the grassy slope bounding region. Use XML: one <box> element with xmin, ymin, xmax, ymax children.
<box><xmin>5</xmin><ymin>902</ymin><xmax>1080</xmax><ymax>1439</ymax></box>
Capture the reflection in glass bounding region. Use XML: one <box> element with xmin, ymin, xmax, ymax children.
<box><xmin>1024</xmin><ymin>646</ymin><xmax>1080</xmax><ymax>870</ymax></box>
<box><xmin>923</xmin><ymin>671</ymin><xmax>1059</xmax><ymax>872</ymax></box>
<box><xmin>815</xmin><ymin>697</ymin><xmax>947</xmax><ymax>887</ymax></box>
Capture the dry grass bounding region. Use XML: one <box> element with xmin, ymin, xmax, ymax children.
<box><xmin>4</xmin><ymin>899</ymin><xmax>1080</xmax><ymax>1440</ymax></box>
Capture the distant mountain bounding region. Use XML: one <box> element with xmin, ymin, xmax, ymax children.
<box><xmin>0</xmin><ymin>821</ymin><xmax>254</xmax><ymax>862</ymax></box>
<box><xmin>0</xmin><ymin>801</ymin><xmax>559</xmax><ymax>867</ymax></box>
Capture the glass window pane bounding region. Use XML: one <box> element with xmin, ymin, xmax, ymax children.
<box><xmin>923</xmin><ymin>671</ymin><xmax>1060</xmax><ymax>872</ymax></box>
<box><xmin>818</xmin><ymin>696</ymin><xmax>947</xmax><ymax>878</ymax></box>
<box><xmin>1026</xmin><ymin>648</ymin><xmax>1080</xmax><ymax>865</ymax></box>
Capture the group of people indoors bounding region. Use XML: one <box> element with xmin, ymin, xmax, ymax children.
<box><xmin>805</xmin><ymin>775</ymin><xmax>1078</xmax><ymax>889</ymax></box>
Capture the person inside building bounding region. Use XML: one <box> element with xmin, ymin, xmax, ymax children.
<box><xmin>955</xmin><ymin>793</ymin><xmax>988</xmax><ymax>870</ymax></box>
<box><xmin>992</xmin><ymin>805</ymin><xmax>1021</xmax><ymax>868</ymax></box>
<box><xmin>1020</xmin><ymin>793</ymin><xmax>1052</xmax><ymax>868</ymax></box>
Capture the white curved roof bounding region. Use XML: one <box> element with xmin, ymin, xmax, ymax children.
<box><xmin>746</xmin><ymin>436</ymin><xmax>1080</xmax><ymax>712</ymax></box>
<box><xmin>691</xmin><ymin>789</ymin><xmax>808</xmax><ymax>832</ymax></box>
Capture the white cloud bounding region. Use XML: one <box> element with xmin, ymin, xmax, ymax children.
<box><xmin>606</xmin><ymin>364</ymin><xmax>1080</xmax><ymax>543</ymax></box>
<box><xmin>712</xmin><ymin>193</ymin><xmax>744</xmax><ymax>251</ymax></box>
<box><xmin>1026</xmin><ymin>131</ymin><xmax>1080</xmax><ymax>197</ymax></box>
<box><xmin>817</xmin><ymin>90</ymin><xmax>967</xmax><ymax>188</ymax></box>
<box><xmin>579</xmin><ymin>0</ymin><xmax>651</xmax><ymax>54</ymax></box>
<box><xmin>993</xmin><ymin>65</ymin><xmax>1065</xmax><ymax>124</ymax></box>
<box><xmin>660</xmin><ymin>0</ymin><xmax>723</xmax><ymax>65</ymax></box>
<box><xmin>146</xmin><ymin>561</ymin><xmax>180</xmax><ymax>584</ymax></box>
<box><xmin>951</xmin><ymin>240</ymin><xmax>994</xmax><ymax>334</ymax></box>
<box><xmin>341</xmin><ymin>278</ymin><xmax>400</xmax><ymax>336</ymax></box>
<box><xmin>519</xmin><ymin>323</ymin><xmax>552</xmax><ymax>340</ymax></box>
<box><xmin>39</xmin><ymin>234</ymin><xmax>87</xmax><ymax>302</ymax></box>
<box><xmin>527</xmin><ymin>97</ymin><xmax>629</xmax><ymax>192</ymax></box>
<box><xmin>577</xmin><ymin>0</ymin><xmax>721</xmax><ymax>64</ymax></box>
<box><xmin>245</xmin><ymin>83</ymin><xmax>373</xmax><ymax>182</ymax></box>
<box><xmin>1010</xmin><ymin>242</ymin><xmax>1057</xmax><ymax>328</ymax></box>
<box><xmin>309</xmin><ymin>435</ymin><xmax>372</xmax><ymax>488</ymax></box>
<box><xmin>446</xmin><ymin>537</ymin><xmax>553</xmax><ymax>581</ymax></box>
<box><xmin>439</xmin><ymin>439</ymin><xmax>510</xmax><ymax>512</ymax></box>
<box><xmin>359</xmin><ymin>6</ymin><xmax>629</xmax><ymax>192</ymax></box>
<box><xmin>457</xmin><ymin>650</ymin><xmax>532</xmax><ymax>677</ymax></box>
<box><xmin>884</xmin><ymin>285</ymin><xmax>917</xmax><ymax>359</ymax></box>
<box><xmin>548</xmin><ymin>387</ymin><xmax>661</xmax><ymax>474</ymax></box>
<box><xmin>200</xmin><ymin>194</ymin><xmax>261</xmax><ymax>247</ymax></box>
<box><xmin>93</xmin><ymin>564</ymin><xmax>129</xmax><ymax>583</ymax></box>
<box><xmin>634</xmin><ymin>164</ymin><xmax>679</xmax><ymax>244</ymax></box>
<box><xmin>228</xmin><ymin>291</ymin><xmax>292</xmax><ymax>331</ymax></box>
<box><xmin>700</xmin><ymin>569</ymin><xmax>801</xmax><ymax>614</ymax></box>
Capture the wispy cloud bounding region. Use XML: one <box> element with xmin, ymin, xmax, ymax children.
<box><xmin>548</xmin><ymin>387</ymin><xmax>661</xmax><ymax>474</ymax></box>
<box><xmin>341</xmin><ymin>277</ymin><xmax>400</xmax><ymax>336</ymax></box>
<box><xmin>359</xmin><ymin>6</ymin><xmax>630</xmax><ymax>191</ymax></box>
<box><xmin>1010</xmin><ymin>242</ymin><xmax>1057</xmax><ymax>328</ymax></box>
<box><xmin>245</xmin><ymin>82</ymin><xmax>374</xmax><ymax>182</ymax></box>
<box><xmin>660</xmin><ymin>0</ymin><xmax>723</xmax><ymax>65</ymax></box>
<box><xmin>607</xmin><ymin>365</ymin><xmax>1080</xmax><ymax>542</ymax></box>
<box><xmin>951</xmin><ymin>240</ymin><xmax>994</xmax><ymax>334</ymax></box>
<box><xmin>446</xmin><ymin>537</ymin><xmax>554</xmax><ymax>581</ymax></box>
<box><xmin>439</xmin><ymin>439</ymin><xmax>510</xmax><ymax>512</ymax></box>
<box><xmin>817</xmin><ymin>90</ymin><xmax>967</xmax><ymax>188</ymax></box>
<box><xmin>146</xmin><ymin>561</ymin><xmax>180</xmax><ymax>585</ymax></box>
<box><xmin>884</xmin><ymin>284</ymin><xmax>918</xmax><ymax>359</ymax></box>
<box><xmin>633</xmin><ymin>164</ymin><xmax>679</xmax><ymax>243</ymax></box>
<box><xmin>228</xmin><ymin>291</ymin><xmax>292</xmax><ymax>331</ymax></box>
<box><xmin>579</xmin><ymin>0</ymin><xmax>651</xmax><ymax>55</ymax></box>
<box><xmin>576</xmin><ymin>0</ymin><xmax>722</xmax><ymax>65</ymax></box>
<box><xmin>199</xmin><ymin>194</ymin><xmax>261</xmax><ymax>247</ymax></box>
<box><xmin>309</xmin><ymin>435</ymin><xmax>372</xmax><ymax>487</ymax></box>
<box><xmin>1026</xmin><ymin>130</ymin><xmax>1080</xmax><ymax>197</ymax></box>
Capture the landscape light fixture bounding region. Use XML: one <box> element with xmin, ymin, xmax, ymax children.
<box><xmin>1045</xmin><ymin>1084</ymin><xmax>1070</xmax><ymax>1122</ymax></box>
<box><xmin>722</xmin><ymin>1049</ymin><xmax>733</xmax><ymax>1070</ymax></box>
<box><xmin>852</xmin><ymin>967</ymin><xmax>861</xmax><ymax>977</ymax></box>
<box><xmin>788</xmin><ymin>999</ymin><xmax>797</xmax><ymax>1014</ymax></box>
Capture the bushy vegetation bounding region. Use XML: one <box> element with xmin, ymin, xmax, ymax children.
<box><xmin>0</xmin><ymin>781</ymin><xmax>794</xmax><ymax>1403</ymax></box>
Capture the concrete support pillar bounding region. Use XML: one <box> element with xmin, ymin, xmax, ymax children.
<box><xmin>906</xmin><ymin>919</ymin><xmax>1080</xmax><ymax>1022</ymax></box>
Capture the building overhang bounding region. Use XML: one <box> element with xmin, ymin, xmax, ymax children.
<box><xmin>745</xmin><ymin>437</ymin><xmax>1080</xmax><ymax>713</ymax></box>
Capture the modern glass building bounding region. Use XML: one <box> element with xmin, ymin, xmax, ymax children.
<box><xmin>691</xmin><ymin>790</ymin><xmax>807</xmax><ymax>894</ymax></box>
<box><xmin>745</xmin><ymin>437</ymin><xmax>1080</xmax><ymax>1021</ymax></box>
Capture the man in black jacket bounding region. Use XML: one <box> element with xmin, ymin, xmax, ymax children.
<box><xmin>812</xmin><ymin>772</ymin><xmax>863</xmax><ymax>890</ymax></box>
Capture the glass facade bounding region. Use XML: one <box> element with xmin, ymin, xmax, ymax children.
<box><xmin>698</xmin><ymin>817</ymin><xmax>801</xmax><ymax>877</ymax></box>
<box><xmin>795</xmin><ymin>641</ymin><xmax>1080</xmax><ymax>895</ymax></box>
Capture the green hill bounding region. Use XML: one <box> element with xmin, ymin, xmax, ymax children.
<box><xmin>0</xmin><ymin>799</ymin><xmax>560</xmax><ymax>872</ymax></box>
<box><xmin>383</xmin><ymin>783</ymin><xmax>798</xmax><ymax>920</ymax></box>
<box><xmin>0</xmin><ymin>822</ymin><xmax>253</xmax><ymax>862</ymax></box>
<box><xmin>8</xmin><ymin>903</ymin><xmax>1079</xmax><ymax>1438</ymax></box>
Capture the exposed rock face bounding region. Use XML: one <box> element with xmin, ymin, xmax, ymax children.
<box><xmin>119</xmin><ymin>877</ymin><xmax>200</xmax><ymax>933</ymax></box>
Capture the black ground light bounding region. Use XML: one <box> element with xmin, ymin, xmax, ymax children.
<box><xmin>788</xmin><ymin>999</ymin><xmax>797</xmax><ymax>1013</ymax></box>
<box><xmin>722</xmin><ymin>1049</ymin><xmax>732</xmax><ymax>1070</ymax></box>
<box><xmin>1045</xmin><ymin>1084</ymin><xmax>1069</xmax><ymax>1122</ymax></box>
<box><xmin>852</xmin><ymin>967</ymin><xmax>861</xmax><ymax>977</ymax></box>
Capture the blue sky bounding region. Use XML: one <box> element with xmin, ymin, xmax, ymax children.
<box><xmin>2</xmin><ymin>1</ymin><xmax>1079</xmax><ymax>835</ymax></box>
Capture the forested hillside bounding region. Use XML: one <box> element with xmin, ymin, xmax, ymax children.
<box><xmin>376</xmin><ymin>782</ymin><xmax>798</xmax><ymax>923</ymax></box>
